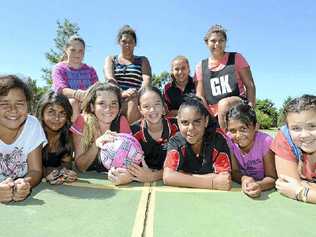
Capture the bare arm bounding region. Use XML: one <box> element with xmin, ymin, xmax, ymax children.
<box><xmin>103</xmin><ymin>56</ymin><xmax>117</xmax><ymax>84</ymax></box>
<box><xmin>239</xmin><ymin>67</ymin><xmax>256</xmax><ymax>107</ymax></box>
<box><xmin>73</xmin><ymin>133</ymin><xmax>99</xmax><ymax>172</ymax></box>
<box><xmin>256</xmin><ymin>150</ymin><xmax>276</xmax><ymax>191</ymax></box>
<box><xmin>163</xmin><ymin>168</ymin><xmax>231</xmax><ymax>190</ymax></box>
<box><xmin>25</xmin><ymin>145</ymin><xmax>43</xmax><ymax>187</ymax></box>
<box><xmin>195</xmin><ymin>79</ymin><xmax>209</xmax><ymax>108</ymax></box>
<box><xmin>141</xmin><ymin>56</ymin><xmax>152</xmax><ymax>88</ymax></box>
<box><xmin>230</xmin><ymin>153</ymin><xmax>243</xmax><ymax>183</ymax></box>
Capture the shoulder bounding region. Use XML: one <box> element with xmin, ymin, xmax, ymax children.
<box><xmin>168</xmin><ymin>132</ymin><xmax>186</xmax><ymax>148</ymax></box>
<box><xmin>231</xmin><ymin>52</ymin><xmax>249</xmax><ymax>68</ymax></box>
<box><xmin>163</xmin><ymin>81</ymin><xmax>174</xmax><ymax>93</ymax></box>
<box><xmin>26</xmin><ymin>115</ymin><xmax>42</xmax><ymax>129</ymax></box>
<box><xmin>53</xmin><ymin>62</ymin><xmax>67</xmax><ymax>72</ymax></box>
<box><xmin>255</xmin><ymin>131</ymin><xmax>273</xmax><ymax>144</ymax></box>
<box><xmin>271</xmin><ymin>130</ymin><xmax>297</xmax><ymax>162</ymax></box>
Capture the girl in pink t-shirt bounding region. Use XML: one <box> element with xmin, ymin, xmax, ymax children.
<box><xmin>195</xmin><ymin>24</ymin><xmax>256</xmax><ymax>129</ymax></box>
<box><xmin>226</xmin><ymin>102</ymin><xmax>276</xmax><ymax>198</ymax></box>
<box><xmin>71</xmin><ymin>82</ymin><xmax>131</xmax><ymax>173</ymax></box>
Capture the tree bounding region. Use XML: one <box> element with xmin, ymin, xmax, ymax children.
<box><xmin>26</xmin><ymin>78</ymin><xmax>49</xmax><ymax>115</ymax></box>
<box><xmin>152</xmin><ymin>71</ymin><xmax>170</xmax><ymax>90</ymax></box>
<box><xmin>277</xmin><ymin>96</ymin><xmax>293</xmax><ymax>126</ymax></box>
<box><xmin>41</xmin><ymin>19</ymin><xmax>80</xmax><ymax>86</ymax></box>
<box><xmin>256</xmin><ymin>99</ymin><xmax>278</xmax><ymax>128</ymax></box>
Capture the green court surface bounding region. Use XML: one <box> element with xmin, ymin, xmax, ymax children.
<box><xmin>1</xmin><ymin>172</ymin><xmax>316</xmax><ymax>237</ymax></box>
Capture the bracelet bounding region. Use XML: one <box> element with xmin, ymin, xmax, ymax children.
<box><xmin>295</xmin><ymin>186</ymin><xmax>304</xmax><ymax>201</ymax></box>
<box><xmin>73</xmin><ymin>90</ymin><xmax>78</xmax><ymax>99</ymax></box>
<box><xmin>302</xmin><ymin>187</ymin><xmax>310</xmax><ymax>203</ymax></box>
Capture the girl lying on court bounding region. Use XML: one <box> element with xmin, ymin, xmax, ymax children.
<box><xmin>0</xmin><ymin>75</ymin><xmax>46</xmax><ymax>202</ymax></box>
<box><xmin>37</xmin><ymin>91</ymin><xmax>77</xmax><ymax>185</ymax></box>
<box><xmin>163</xmin><ymin>95</ymin><xmax>232</xmax><ymax>190</ymax></box>
<box><xmin>272</xmin><ymin>95</ymin><xmax>316</xmax><ymax>203</ymax></box>
<box><xmin>225</xmin><ymin>102</ymin><xmax>276</xmax><ymax>197</ymax></box>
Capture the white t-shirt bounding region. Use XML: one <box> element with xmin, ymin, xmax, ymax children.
<box><xmin>0</xmin><ymin>115</ymin><xmax>47</xmax><ymax>182</ymax></box>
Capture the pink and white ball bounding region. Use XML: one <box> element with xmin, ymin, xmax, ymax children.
<box><xmin>99</xmin><ymin>133</ymin><xmax>144</xmax><ymax>169</ymax></box>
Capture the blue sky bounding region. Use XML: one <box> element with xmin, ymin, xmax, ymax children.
<box><xmin>1</xmin><ymin>0</ymin><xmax>315</xmax><ymax>108</ymax></box>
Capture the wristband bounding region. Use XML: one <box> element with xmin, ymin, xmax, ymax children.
<box><xmin>302</xmin><ymin>187</ymin><xmax>309</xmax><ymax>203</ymax></box>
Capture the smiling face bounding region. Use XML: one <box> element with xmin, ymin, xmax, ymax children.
<box><xmin>205</xmin><ymin>32</ymin><xmax>226</xmax><ymax>57</ymax></box>
<box><xmin>139</xmin><ymin>90</ymin><xmax>164</xmax><ymax>125</ymax></box>
<box><xmin>92</xmin><ymin>90</ymin><xmax>120</xmax><ymax>126</ymax></box>
<box><xmin>178</xmin><ymin>106</ymin><xmax>208</xmax><ymax>146</ymax></box>
<box><xmin>43</xmin><ymin>103</ymin><xmax>67</xmax><ymax>132</ymax></box>
<box><xmin>65</xmin><ymin>40</ymin><xmax>85</xmax><ymax>67</ymax></box>
<box><xmin>171</xmin><ymin>59</ymin><xmax>190</xmax><ymax>87</ymax></box>
<box><xmin>0</xmin><ymin>88</ymin><xmax>28</xmax><ymax>132</ymax></box>
<box><xmin>119</xmin><ymin>34</ymin><xmax>136</xmax><ymax>55</ymax></box>
<box><xmin>227</xmin><ymin>119</ymin><xmax>256</xmax><ymax>152</ymax></box>
<box><xmin>287</xmin><ymin>110</ymin><xmax>316</xmax><ymax>154</ymax></box>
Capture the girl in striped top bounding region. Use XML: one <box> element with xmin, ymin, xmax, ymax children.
<box><xmin>104</xmin><ymin>25</ymin><xmax>152</xmax><ymax>124</ymax></box>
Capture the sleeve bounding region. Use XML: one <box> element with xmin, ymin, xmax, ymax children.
<box><xmin>164</xmin><ymin>149</ymin><xmax>180</xmax><ymax>171</ymax></box>
<box><xmin>212</xmin><ymin>134</ymin><xmax>232</xmax><ymax>173</ymax></box>
<box><xmin>261</xmin><ymin>133</ymin><xmax>273</xmax><ymax>157</ymax></box>
<box><xmin>26</xmin><ymin>116</ymin><xmax>47</xmax><ymax>154</ymax></box>
<box><xmin>90</xmin><ymin>66</ymin><xmax>99</xmax><ymax>84</ymax></box>
<box><xmin>119</xmin><ymin>116</ymin><xmax>132</xmax><ymax>134</ymax></box>
<box><xmin>235</xmin><ymin>53</ymin><xmax>250</xmax><ymax>71</ymax></box>
<box><xmin>193</xmin><ymin>62</ymin><xmax>203</xmax><ymax>82</ymax></box>
<box><xmin>163</xmin><ymin>83</ymin><xmax>172</xmax><ymax>110</ymax></box>
<box><xmin>270</xmin><ymin>131</ymin><xmax>297</xmax><ymax>162</ymax></box>
<box><xmin>52</xmin><ymin>63</ymin><xmax>68</xmax><ymax>92</ymax></box>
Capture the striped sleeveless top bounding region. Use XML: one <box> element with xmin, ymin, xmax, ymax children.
<box><xmin>113</xmin><ymin>55</ymin><xmax>143</xmax><ymax>90</ymax></box>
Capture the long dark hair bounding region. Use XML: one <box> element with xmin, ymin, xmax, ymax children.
<box><xmin>36</xmin><ymin>90</ymin><xmax>73</xmax><ymax>161</ymax></box>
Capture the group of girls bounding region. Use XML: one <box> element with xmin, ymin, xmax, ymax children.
<box><xmin>0</xmin><ymin>23</ymin><xmax>315</xmax><ymax>205</ymax></box>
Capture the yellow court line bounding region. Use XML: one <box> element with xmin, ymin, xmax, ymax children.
<box><xmin>143</xmin><ymin>182</ymin><xmax>156</xmax><ymax>237</ymax></box>
<box><xmin>63</xmin><ymin>180</ymin><xmax>242</xmax><ymax>193</ymax></box>
<box><xmin>63</xmin><ymin>180</ymin><xmax>146</xmax><ymax>191</ymax></box>
<box><xmin>152</xmin><ymin>186</ymin><xmax>242</xmax><ymax>193</ymax></box>
<box><xmin>131</xmin><ymin>182</ymin><xmax>151</xmax><ymax>237</ymax></box>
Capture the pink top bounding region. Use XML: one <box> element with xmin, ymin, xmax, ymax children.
<box><xmin>70</xmin><ymin>114</ymin><xmax>131</xmax><ymax>135</ymax></box>
<box><xmin>52</xmin><ymin>62</ymin><xmax>98</xmax><ymax>92</ymax></box>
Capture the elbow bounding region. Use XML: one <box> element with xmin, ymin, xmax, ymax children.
<box><xmin>74</xmin><ymin>160</ymin><xmax>87</xmax><ymax>173</ymax></box>
<box><xmin>162</xmin><ymin>170</ymin><xmax>173</xmax><ymax>185</ymax></box>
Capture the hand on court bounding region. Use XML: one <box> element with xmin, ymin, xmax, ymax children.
<box><xmin>0</xmin><ymin>177</ymin><xmax>14</xmax><ymax>203</ymax></box>
<box><xmin>241</xmin><ymin>176</ymin><xmax>261</xmax><ymax>198</ymax></box>
<box><xmin>12</xmin><ymin>178</ymin><xmax>31</xmax><ymax>202</ymax></box>
<box><xmin>108</xmin><ymin>167</ymin><xmax>134</xmax><ymax>185</ymax></box>
<box><xmin>95</xmin><ymin>131</ymin><xmax>117</xmax><ymax>148</ymax></box>
<box><xmin>63</xmin><ymin>169</ymin><xmax>78</xmax><ymax>183</ymax></box>
<box><xmin>212</xmin><ymin>172</ymin><xmax>232</xmax><ymax>191</ymax></box>
<box><xmin>128</xmin><ymin>164</ymin><xmax>153</xmax><ymax>182</ymax></box>
<box><xmin>275</xmin><ymin>175</ymin><xmax>303</xmax><ymax>199</ymax></box>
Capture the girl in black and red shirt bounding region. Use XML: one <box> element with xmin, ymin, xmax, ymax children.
<box><xmin>129</xmin><ymin>86</ymin><xmax>178</xmax><ymax>182</ymax></box>
<box><xmin>163</xmin><ymin>95</ymin><xmax>232</xmax><ymax>190</ymax></box>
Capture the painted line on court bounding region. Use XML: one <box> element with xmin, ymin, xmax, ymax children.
<box><xmin>143</xmin><ymin>182</ymin><xmax>156</xmax><ymax>237</ymax></box>
<box><xmin>63</xmin><ymin>181</ymin><xmax>242</xmax><ymax>193</ymax></box>
<box><xmin>63</xmin><ymin>180</ymin><xmax>145</xmax><ymax>191</ymax></box>
<box><xmin>131</xmin><ymin>182</ymin><xmax>151</xmax><ymax>237</ymax></box>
